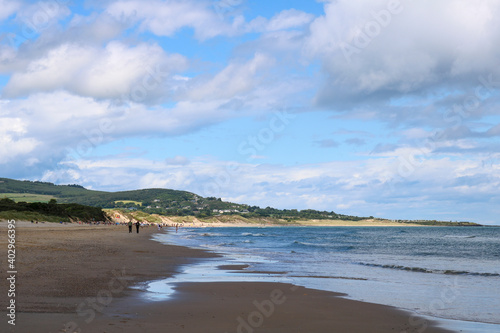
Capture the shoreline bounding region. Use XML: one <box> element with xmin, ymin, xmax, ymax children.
<box><xmin>0</xmin><ymin>221</ymin><xmax>455</xmax><ymax>332</ymax></box>
<box><xmin>2</xmin><ymin>218</ymin><xmax>487</xmax><ymax>228</ymax></box>
<box><xmin>104</xmin><ymin>211</ymin><xmax>483</xmax><ymax>227</ymax></box>
<box><xmin>152</xmin><ymin>226</ymin><xmax>500</xmax><ymax>332</ymax></box>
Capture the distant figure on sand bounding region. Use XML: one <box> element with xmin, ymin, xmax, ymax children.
<box><xmin>128</xmin><ymin>221</ymin><xmax>132</xmax><ymax>233</ymax></box>
<box><xmin>136</xmin><ymin>221</ymin><xmax>140</xmax><ymax>233</ymax></box>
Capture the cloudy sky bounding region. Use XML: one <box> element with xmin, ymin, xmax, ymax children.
<box><xmin>1</xmin><ymin>0</ymin><xmax>499</xmax><ymax>224</ymax></box>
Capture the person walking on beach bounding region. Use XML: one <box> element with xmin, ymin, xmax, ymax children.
<box><xmin>135</xmin><ymin>221</ymin><xmax>141</xmax><ymax>233</ymax></box>
<box><xmin>128</xmin><ymin>221</ymin><xmax>133</xmax><ymax>233</ymax></box>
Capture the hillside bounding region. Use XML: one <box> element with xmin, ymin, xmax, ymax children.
<box><xmin>0</xmin><ymin>178</ymin><xmax>366</xmax><ymax>220</ymax></box>
<box><xmin>0</xmin><ymin>178</ymin><xmax>481</xmax><ymax>226</ymax></box>
<box><xmin>0</xmin><ymin>197</ymin><xmax>108</xmax><ymax>222</ymax></box>
<box><xmin>0</xmin><ymin>178</ymin><xmax>248</xmax><ymax>217</ymax></box>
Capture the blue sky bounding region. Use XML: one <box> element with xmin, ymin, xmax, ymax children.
<box><xmin>1</xmin><ymin>0</ymin><xmax>500</xmax><ymax>224</ymax></box>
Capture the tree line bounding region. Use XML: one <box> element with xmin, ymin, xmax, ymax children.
<box><xmin>0</xmin><ymin>198</ymin><xmax>108</xmax><ymax>222</ymax></box>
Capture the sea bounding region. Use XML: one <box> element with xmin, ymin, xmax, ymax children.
<box><xmin>148</xmin><ymin>226</ymin><xmax>500</xmax><ymax>333</ymax></box>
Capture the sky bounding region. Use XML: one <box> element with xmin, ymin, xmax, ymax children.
<box><xmin>1</xmin><ymin>0</ymin><xmax>500</xmax><ymax>224</ymax></box>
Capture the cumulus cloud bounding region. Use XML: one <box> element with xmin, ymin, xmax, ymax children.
<box><xmin>63</xmin><ymin>12</ymin><xmax>126</xmax><ymax>44</ymax></box>
<box><xmin>106</xmin><ymin>0</ymin><xmax>234</xmax><ymax>40</ymax></box>
<box><xmin>306</xmin><ymin>0</ymin><xmax>500</xmax><ymax>114</ymax></box>
<box><xmin>0</xmin><ymin>44</ymin><xmax>17</xmax><ymax>73</ymax></box>
<box><xmin>0</xmin><ymin>92</ymin><xmax>114</xmax><ymax>163</ymax></box>
<box><xmin>0</xmin><ymin>86</ymin><xmax>268</xmax><ymax>178</ymax></box>
<box><xmin>3</xmin><ymin>41</ymin><xmax>188</xmax><ymax>101</ymax></box>
<box><xmin>0</xmin><ymin>116</ymin><xmax>39</xmax><ymax>164</ymax></box>
<box><xmin>16</xmin><ymin>0</ymin><xmax>71</xmax><ymax>21</ymax></box>
<box><xmin>106</xmin><ymin>0</ymin><xmax>315</xmax><ymax>39</ymax></box>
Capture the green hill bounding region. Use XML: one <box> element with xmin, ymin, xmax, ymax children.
<box><xmin>0</xmin><ymin>178</ymin><xmax>481</xmax><ymax>225</ymax></box>
<box><xmin>0</xmin><ymin>178</ymin><xmax>196</xmax><ymax>205</ymax></box>
<box><xmin>0</xmin><ymin>178</ymin><xmax>253</xmax><ymax>216</ymax></box>
<box><xmin>0</xmin><ymin>177</ymin><xmax>363</xmax><ymax>220</ymax></box>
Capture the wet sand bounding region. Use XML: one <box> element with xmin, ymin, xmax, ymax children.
<box><xmin>0</xmin><ymin>222</ymin><xmax>453</xmax><ymax>333</ymax></box>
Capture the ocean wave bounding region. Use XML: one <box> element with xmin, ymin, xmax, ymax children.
<box><xmin>292</xmin><ymin>241</ymin><xmax>355</xmax><ymax>251</ymax></box>
<box><xmin>443</xmin><ymin>235</ymin><xmax>476</xmax><ymax>239</ymax></box>
<box><xmin>292</xmin><ymin>240</ymin><xmax>326</xmax><ymax>247</ymax></box>
<box><xmin>360</xmin><ymin>263</ymin><xmax>499</xmax><ymax>277</ymax></box>
<box><xmin>443</xmin><ymin>270</ymin><xmax>500</xmax><ymax>277</ymax></box>
<box><xmin>200</xmin><ymin>232</ymin><xmax>229</xmax><ymax>238</ymax></box>
<box><xmin>414</xmin><ymin>252</ymin><xmax>438</xmax><ymax>257</ymax></box>
<box><xmin>361</xmin><ymin>263</ymin><xmax>433</xmax><ymax>273</ymax></box>
<box><xmin>289</xmin><ymin>275</ymin><xmax>367</xmax><ymax>281</ymax></box>
<box><xmin>216</xmin><ymin>242</ymin><xmax>236</xmax><ymax>247</ymax></box>
<box><xmin>241</xmin><ymin>232</ymin><xmax>266</xmax><ymax>237</ymax></box>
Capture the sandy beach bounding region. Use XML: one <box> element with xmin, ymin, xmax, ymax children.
<box><xmin>0</xmin><ymin>221</ymin><xmax>453</xmax><ymax>333</ymax></box>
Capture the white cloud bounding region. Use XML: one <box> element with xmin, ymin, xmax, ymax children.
<box><xmin>64</xmin><ymin>12</ymin><xmax>126</xmax><ymax>44</ymax></box>
<box><xmin>0</xmin><ymin>135</ymin><xmax>39</xmax><ymax>164</ymax></box>
<box><xmin>106</xmin><ymin>0</ymin><xmax>233</xmax><ymax>40</ymax></box>
<box><xmin>0</xmin><ymin>0</ymin><xmax>20</xmax><ymax>21</ymax></box>
<box><xmin>244</xmin><ymin>8</ymin><xmax>314</xmax><ymax>33</ymax></box>
<box><xmin>13</xmin><ymin>0</ymin><xmax>72</xmax><ymax>32</ymax></box>
<box><xmin>265</xmin><ymin>9</ymin><xmax>314</xmax><ymax>31</ymax></box>
<box><xmin>0</xmin><ymin>88</ymin><xmax>256</xmax><ymax>176</ymax></box>
<box><xmin>0</xmin><ymin>116</ymin><xmax>39</xmax><ymax>164</ymax></box>
<box><xmin>186</xmin><ymin>53</ymin><xmax>274</xmax><ymax>102</ymax></box>
<box><xmin>306</xmin><ymin>0</ymin><xmax>500</xmax><ymax>110</ymax></box>
<box><xmin>106</xmin><ymin>0</ymin><xmax>315</xmax><ymax>39</ymax></box>
<box><xmin>3</xmin><ymin>41</ymin><xmax>188</xmax><ymax>101</ymax></box>
<box><xmin>0</xmin><ymin>43</ymin><xmax>20</xmax><ymax>74</ymax></box>
<box><xmin>0</xmin><ymin>92</ymin><xmax>113</xmax><ymax>160</ymax></box>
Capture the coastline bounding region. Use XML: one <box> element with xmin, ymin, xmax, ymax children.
<box><xmin>106</xmin><ymin>212</ymin><xmax>449</xmax><ymax>227</ymax></box>
<box><xmin>0</xmin><ymin>221</ymin><xmax>454</xmax><ymax>332</ymax></box>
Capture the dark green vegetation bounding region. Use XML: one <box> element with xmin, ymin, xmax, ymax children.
<box><xmin>0</xmin><ymin>178</ymin><xmax>481</xmax><ymax>225</ymax></box>
<box><xmin>0</xmin><ymin>197</ymin><xmax>108</xmax><ymax>222</ymax></box>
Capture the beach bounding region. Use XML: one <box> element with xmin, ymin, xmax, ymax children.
<box><xmin>0</xmin><ymin>222</ymin><xmax>453</xmax><ymax>333</ymax></box>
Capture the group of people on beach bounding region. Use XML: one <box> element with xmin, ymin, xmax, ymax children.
<box><xmin>126</xmin><ymin>221</ymin><xmax>181</xmax><ymax>233</ymax></box>
<box><xmin>128</xmin><ymin>221</ymin><xmax>141</xmax><ymax>233</ymax></box>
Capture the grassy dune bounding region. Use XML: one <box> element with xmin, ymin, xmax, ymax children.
<box><xmin>104</xmin><ymin>209</ymin><xmax>427</xmax><ymax>227</ymax></box>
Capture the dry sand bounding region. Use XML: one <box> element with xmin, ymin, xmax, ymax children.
<box><xmin>0</xmin><ymin>221</ymin><xmax>453</xmax><ymax>333</ymax></box>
